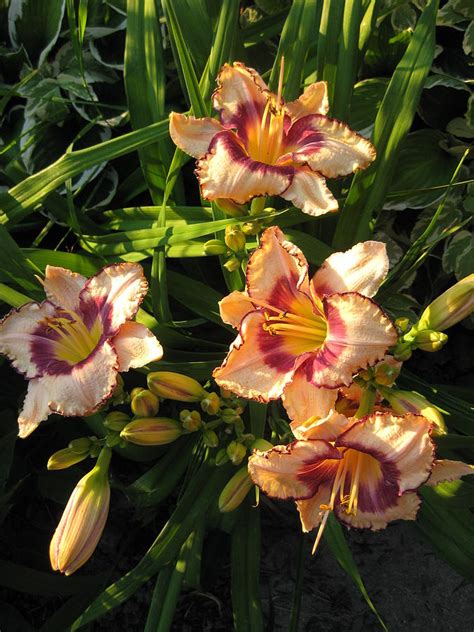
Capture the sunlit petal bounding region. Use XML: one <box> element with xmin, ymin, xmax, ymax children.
<box><xmin>426</xmin><ymin>459</ymin><xmax>474</xmax><ymax>486</ymax></box>
<box><xmin>285</xmin><ymin>82</ymin><xmax>329</xmax><ymax>120</ymax></box>
<box><xmin>44</xmin><ymin>266</ymin><xmax>87</xmax><ymax>312</ymax></box>
<box><xmin>113</xmin><ymin>321</ymin><xmax>163</xmax><ymax>371</ymax></box>
<box><xmin>311</xmin><ymin>241</ymin><xmax>389</xmax><ymax>298</ymax></box>
<box><xmin>169</xmin><ymin>112</ymin><xmax>224</xmax><ymax>159</ymax></box>
<box><xmin>282</xmin><ymin>368</ymin><xmax>337</xmax><ymax>425</ymax></box>
<box><xmin>336</xmin><ymin>492</ymin><xmax>421</xmax><ymax>530</ymax></box>
<box><xmin>218</xmin><ymin>291</ymin><xmax>254</xmax><ymax>329</ymax></box>
<box><xmin>280</xmin><ymin>168</ymin><xmax>338</xmax><ymax>217</ymax></box>
<box><xmin>18</xmin><ymin>379</ymin><xmax>51</xmax><ymax>438</ymax></box>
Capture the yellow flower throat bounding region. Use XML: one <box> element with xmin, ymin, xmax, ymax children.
<box><xmin>45</xmin><ymin>309</ymin><xmax>102</xmax><ymax>365</ymax></box>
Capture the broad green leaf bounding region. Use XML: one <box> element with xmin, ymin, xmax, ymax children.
<box><xmin>333</xmin><ymin>0</ymin><xmax>438</xmax><ymax>249</ymax></box>
<box><xmin>71</xmin><ymin>464</ymin><xmax>231</xmax><ymax>629</ymax></box>
<box><xmin>325</xmin><ymin>514</ymin><xmax>387</xmax><ymax>630</ymax></box>
<box><xmin>0</xmin><ymin>119</ymin><xmax>169</xmax><ymax>225</ymax></box>
<box><xmin>8</xmin><ymin>0</ymin><xmax>66</xmax><ymax>67</ymax></box>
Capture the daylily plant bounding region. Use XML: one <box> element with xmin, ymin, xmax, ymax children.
<box><xmin>248</xmin><ymin>411</ymin><xmax>474</xmax><ymax>544</ymax></box>
<box><xmin>0</xmin><ymin>263</ymin><xmax>163</xmax><ymax>437</ymax></box>
<box><xmin>213</xmin><ymin>226</ymin><xmax>397</xmax><ymax>408</ymax></box>
<box><xmin>169</xmin><ymin>62</ymin><xmax>375</xmax><ymax>216</ymax></box>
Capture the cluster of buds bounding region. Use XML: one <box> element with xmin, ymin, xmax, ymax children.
<box><xmin>393</xmin><ymin>275</ymin><xmax>474</xmax><ymax>360</ymax></box>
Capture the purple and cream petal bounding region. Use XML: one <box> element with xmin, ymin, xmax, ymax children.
<box><xmin>44</xmin><ymin>341</ymin><xmax>118</xmax><ymax>418</ymax></box>
<box><xmin>79</xmin><ymin>262</ymin><xmax>148</xmax><ymax>336</ymax></box>
<box><xmin>112</xmin><ymin>321</ymin><xmax>163</xmax><ymax>372</ymax></box>
<box><xmin>18</xmin><ymin>379</ymin><xmax>51</xmax><ymax>438</ymax></box>
<box><xmin>426</xmin><ymin>459</ymin><xmax>474</xmax><ymax>487</ymax></box>
<box><xmin>212</xmin><ymin>62</ymin><xmax>269</xmax><ymax>144</ymax></box>
<box><xmin>213</xmin><ymin>310</ymin><xmax>301</xmax><ymax>401</ymax></box>
<box><xmin>196</xmin><ymin>131</ymin><xmax>293</xmax><ymax>204</ymax></box>
<box><xmin>311</xmin><ymin>241</ymin><xmax>389</xmax><ymax>298</ymax></box>
<box><xmin>282</xmin><ymin>368</ymin><xmax>337</xmax><ymax>424</ymax></box>
<box><xmin>336</xmin><ymin>492</ymin><xmax>421</xmax><ymax>531</ymax></box>
<box><xmin>285</xmin><ymin>82</ymin><xmax>329</xmax><ymax>121</ymax></box>
<box><xmin>43</xmin><ymin>266</ymin><xmax>87</xmax><ymax>312</ymax></box>
<box><xmin>280</xmin><ymin>168</ymin><xmax>339</xmax><ymax>217</ymax></box>
<box><xmin>219</xmin><ymin>291</ymin><xmax>255</xmax><ymax>328</ymax></box>
<box><xmin>284</xmin><ymin>114</ymin><xmax>376</xmax><ymax>178</ymax></box>
<box><xmin>245</xmin><ymin>226</ymin><xmax>314</xmax><ymax>314</ymax></box>
<box><xmin>248</xmin><ymin>440</ymin><xmax>340</xmax><ymax>500</ymax></box>
<box><xmin>169</xmin><ymin>112</ymin><xmax>224</xmax><ymax>159</ymax></box>
<box><xmin>0</xmin><ymin>300</ymin><xmax>58</xmax><ymax>378</ymax></box>
<box><xmin>305</xmin><ymin>293</ymin><xmax>397</xmax><ymax>388</ymax></box>
<box><xmin>337</xmin><ymin>412</ymin><xmax>434</xmax><ymax>494</ymax></box>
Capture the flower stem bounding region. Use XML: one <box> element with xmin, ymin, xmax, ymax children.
<box><xmin>355</xmin><ymin>385</ymin><xmax>376</xmax><ymax>418</ymax></box>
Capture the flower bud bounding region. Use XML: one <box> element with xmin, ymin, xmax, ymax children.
<box><xmin>68</xmin><ymin>437</ymin><xmax>92</xmax><ymax>454</ymax></box>
<box><xmin>383</xmin><ymin>389</ymin><xmax>447</xmax><ymax>434</ymax></box>
<box><xmin>120</xmin><ymin>417</ymin><xmax>182</xmax><ymax>446</ymax></box>
<box><xmin>223</xmin><ymin>256</ymin><xmax>241</xmax><ymax>272</ymax></box>
<box><xmin>225</xmin><ymin>225</ymin><xmax>246</xmax><ymax>253</ymax></box>
<box><xmin>47</xmin><ymin>448</ymin><xmax>89</xmax><ymax>470</ymax></box>
<box><xmin>395</xmin><ymin>317</ymin><xmax>410</xmax><ymax>333</ymax></box>
<box><xmin>130</xmin><ymin>387</ymin><xmax>145</xmax><ymax>399</ymax></box>
<box><xmin>215</xmin><ymin>198</ymin><xmax>246</xmax><ymax>217</ymax></box>
<box><xmin>227</xmin><ymin>441</ymin><xmax>247</xmax><ymax>465</ymax></box>
<box><xmin>201</xmin><ymin>392</ymin><xmax>221</xmax><ymax>415</ymax></box>
<box><xmin>414</xmin><ymin>330</ymin><xmax>448</xmax><ymax>352</ymax></box>
<box><xmin>242</xmin><ymin>221</ymin><xmax>261</xmax><ymax>235</ymax></box>
<box><xmin>131</xmin><ymin>389</ymin><xmax>159</xmax><ymax>417</ymax></box>
<box><xmin>50</xmin><ymin>448</ymin><xmax>111</xmax><ymax>575</ymax></box>
<box><xmin>220</xmin><ymin>408</ymin><xmax>241</xmax><ymax>424</ymax></box>
<box><xmin>204</xmin><ymin>239</ymin><xmax>227</xmax><ymax>255</ymax></box>
<box><xmin>215</xmin><ymin>448</ymin><xmax>230</xmax><ymax>466</ymax></box>
<box><xmin>374</xmin><ymin>357</ymin><xmax>401</xmax><ymax>386</ymax></box>
<box><xmin>417</xmin><ymin>274</ymin><xmax>474</xmax><ymax>331</ymax></box>
<box><xmin>179</xmin><ymin>409</ymin><xmax>202</xmax><ymax>431</ymax></box>
<box><xmin>111</xmin><ymin>374</ymin><xmax>125</xmax><ymax>402</ymax></box>
<box><xmin>218</xmin><ymin>467</ymin><xmax>253</xmax><ymax>512</ymax></box>
<box><xmin>147</xmin><ymin>372</ymin><xmax>208</xmax><ymax>402</ymax></box>
<box><xmin>104</xmin><ymin>411</ymin><xmax>131</xmax><ymax>431</ymax></box>
<box><xmin>203</xmin><ymin>429</ymin><xmax>219</xmax><ymax>448</ymax></box>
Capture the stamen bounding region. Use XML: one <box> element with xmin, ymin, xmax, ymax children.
<box><xmin>276</xmin><ymin>55</ymin><xmax>285</xmax><ymax>112</ymax></box>
<box><xmin>312</xmin><ymin>509</ymin><xmax>330</xmax><ymax>555</ymax></box>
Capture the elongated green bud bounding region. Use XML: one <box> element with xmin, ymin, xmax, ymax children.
<box><xmin>68</xmin><ymin>437</ymin><xmax>92</xmax><ymax>454</ymax></box>
<box><xmin>223</xmin><ymin>256</ymin><xmax>241</xmax><ymax>272</ymax></box>
<box><xmin>147</xmin><ymin>372</ymin><xmax>208</xmax><ymax>402</ymax></box>
<box><xmin>104</xmin><ymin>411</ymin><xmax>130</xmax><ymax>431</ymax></box>
<box><xmin>225</xmin><ymin>225</ymin><xmax>246</xmax><ymax>253</ymax></box>
<box><xmin>215</xmin><ymin>198</ymin><xmax>246</xmax><ymax>217</ymax></box>
<box><xmin>251</xmin><ymin>439</ymin><xmax>273</xmax><ymax>452</ymax></box>
<box><xmin>120</xmin><ymin>418</ymin><xmax>182</xmax><ymax>445</ymax></box>
<box><xmin>218</xmin><ymin>467</ymin><xmax>253</xmax><ymax>512</ymax></box>
<box><xmin>414</xmin><ymin>330</ymin><xmax>448</xmax><ymax>352</ymax></box>
<box><xmin>383</xmin><ymin>389</ymin><xmax>447</xmax><ymax>434</ymax></box>
<box><xmin>131</xmin><ymin>389</ymin><xmax>159</xmax><ymax>417</ymax></box>
<box><xmin>417</xmin><ymin>274</ymin><xmax>474</xmax><ymax>331</ymax></box>
<box><xmin>47</xmin><ymin>448</ymin><xmax>89</xmax><ymax>470</ymax></box>
<box><xmin>204</xmin><ymin>239</ymin><xmax>227</xmax><ymax>255</ymax></box>
<box><xmin>227</xmin><ymin>441</ymin><xmax>247</xmax><ymax>465</ymax></box>
<box><xmin>203</xmin><ymin>429</ymin><xmax>219</xmax><ymax>448</ymax></box>
<box><xmin>215</xmin><ymin>448</ymin><xmax>229</xmax><ymax>466</ymax></box>
<box><xmin>50</xmin><ymin>448</ymin><xmax>111</xmax><ymax>575</ymax></box>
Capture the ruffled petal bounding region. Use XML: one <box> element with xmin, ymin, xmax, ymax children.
<box><xmin>196</xmin><ymin>131</ymin><xmax>293</xmax><ymax>204</ymax></box>
<box><xmin>79</xmin><ymin>263</ymin><xmax>148</xmax><ymax>336</ymax></box>
<box><xmin>284</xmin><ymin>114</ymin><xmax>376</xmax><ymax>178</ymax></box>
<box><xmin>426</xmin><ymin>459</ymin><xmax>474</xmax><ymax>486</ymax></box>
<box><xmin>44</xmin><ymin>342</ymin><xmax>118</xmax><ymax>417</ymax></box>
<box><xmin>248</xmin><ymin>440</ymin><xmax>340</xmax><ymax>500</ymax></box>
<box><xmin>311</xmin><ymin>241</ymin><xmax>389</xmax><ymax>298</ymax></box>
<box><xmin>285</xmin><ymin>82</ymin><xmax>329</xmax><ymax>120</ymax></box>
<box><xmin>18</xmin><ymin>379</ymin><xmax>51</xmax><ymax>438</ymax></box>
<box><xmin>112</xmin><ymin>321</ymin><xmax>163</xmax><ymax>371</ymax></box>
<box><xmin>282</xmin><ymin>368</ymin><xmax>337</xmax><ymax>424</ymax></box>
<box><xmin>0</xmin><ymin>300</ymin><xmax>57</xmax><ymax>378</ymax></box>
<box><xmin>336</xmin><ymin>492</ymin><xmax>421</xmax><ymax>531</ymax></box>
<box><xmin>336</xmin><ymin>412</ymin><xmax>434</xmax><ymax>495</ymax></box>
<box><xmin>245</xmin><ymin>226</ymin><xmax>313</xmax><ymax>313</ymax></box>
<box><xmin>280</xmin><ymin>168</ymin><xmax>338</xmax><ymax>217</ymax></box>
<box><xmin>212</xmin><ymin>62</ymin><xmax>269</xmax><ymax>144</ymax></box>
<box><xmin>43</xmin><ymin>266</ymin><xmax>87</xmax><ymax>312</ymax></box>
<box><xmin>169</xmin><ymin>112</ymin><xmax>224</xmax><ymax>159</ymax></box>
<box><xmin>305</xmin><ymin>293</ymin><xmax>397</xmax><ymax>388</ymax></box>
<box><xmin>213</xmin><ymin>310</ymin><xmax>300</xmax><ymax>401</ymax></box>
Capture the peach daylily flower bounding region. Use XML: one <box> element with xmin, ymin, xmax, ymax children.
<box><xmin>0</xmin><ymin>263</ymin><xmax>163</xmax><ymax>437</ymax></box>
<box><xmin>169</xmin><ymin>62</ymin><xmax>375</xmax><ymax>217</ymax></box>
<box><xmin>248</xmin><ymin>412</ymin><xmax>474</xmax><ymax>540</ymax></box>
<box><xmin>213</xmin><ymin>226</ymin><xmax>397</xmax><ymax>406</ymax></box>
